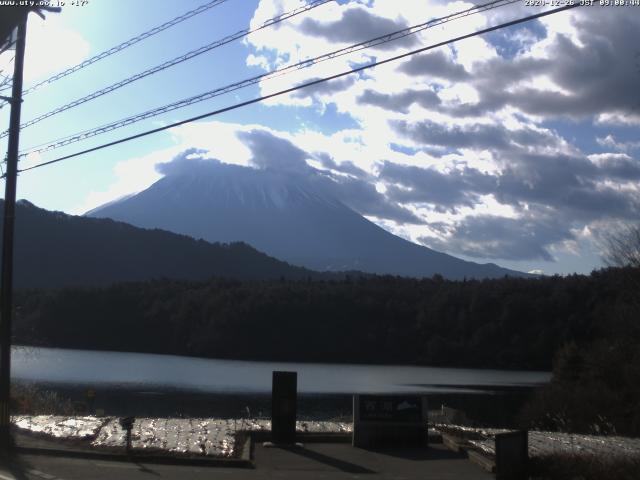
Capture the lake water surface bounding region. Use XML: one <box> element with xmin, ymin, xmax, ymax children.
<box><xmin>12</xmin><ymin>347</ymin><xmax>550</xmax><ymax>395</ymax></box>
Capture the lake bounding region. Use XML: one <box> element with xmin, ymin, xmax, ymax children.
<box><xmin>12</xmin><ymin>346</ymin><xmax>550</xmax><ymax>395</ymax></box>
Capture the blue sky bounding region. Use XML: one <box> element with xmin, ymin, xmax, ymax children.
<box><xmin>1</xmin><ymin>0</ymin><xmax>639</xmax><ymax>276</ymax></box>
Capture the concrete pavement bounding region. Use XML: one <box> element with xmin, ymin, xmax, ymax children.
<box><xmin>0</xmin><ymin>442</ymin><xmax>492</xmax><ymax>479</ymax></box>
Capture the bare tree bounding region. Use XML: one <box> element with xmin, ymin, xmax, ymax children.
<box><xmin>603</xmin><ymin>224</ymin><xmax>640</xmax><ymax>268</ymax></box>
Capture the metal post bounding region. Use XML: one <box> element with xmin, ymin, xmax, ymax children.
<box><xmin>0</xmin><ymin>14</ymin><xmax>28</xmax><ymax>454</ymax></box>
<box><xmin>271</xmin><ymin>371</ymin><xmax>297</xmax><ymax>445</ymax></box>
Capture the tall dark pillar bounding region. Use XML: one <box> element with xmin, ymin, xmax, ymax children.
<box><xmin>0</xmin><ymin>14</ymin><xmax>27</xmax><ymax>455</ymax></box>
<box><xmin>271</xmin><ymin>371</ymin><xmax>297</xmax><ymax>444</ymax></box>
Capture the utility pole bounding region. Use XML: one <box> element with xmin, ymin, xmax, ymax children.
<box><xmin>0</xmin><ymin>12</ymin><xmax>27</xmax><ymax>454</ymax></box>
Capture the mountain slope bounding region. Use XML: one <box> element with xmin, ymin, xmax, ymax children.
<box><xmin>88</xmin><ymin>160</ymin><xmax>527</xmax><ymax>279</ymax></box>
<box><xmin>1</xmin><ymin>199</ymin><xmax>315</xmax><ymax>289</ymax></box>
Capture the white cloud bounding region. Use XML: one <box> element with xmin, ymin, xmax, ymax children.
<box><xmin>74</xmin><ymin>2</ymin><xmax>638</xmax><ymax>273</ymax></box>
<box><xmin>22</xmin><ymin>15</ymin><xmax>90</xmax><ymax>83</ymax></box>
<box><xmin>71</xmin><ymin>145</ymin><xmax>177</xmax><ymax>215</ymax></box>
<box><xmin>596</xmin><ymin>112</ymin><xmax>640</xmax><ymax>127</ymax></box>
<box><xmin>74</xmin><ymin>121</ymin><xmax>312</xmax><ymax>215</ymax></box>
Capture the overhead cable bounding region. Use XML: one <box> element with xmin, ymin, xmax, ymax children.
<box><xmin>8</xmin><ymin>3</ymin><xmax>582</xmax><ymax>177</ymax></box>
<box><xmin>0</xmin><ymin>56</ymin><xmax>15</xmax><ymax>108</ymax></box>
<box><xmin>18</xmin><ymin>0</ymin><xmax>518</xmax><ymax>155</ymax></box>
<box><xmin>0</xmin><ymin>0</ymin><xmax>232</xmax><ymax>96</ymax></box>
<box><xmin>0</xmin><ymin>0</ymin><xmax>333</xmax><ymax>136</ymax></box>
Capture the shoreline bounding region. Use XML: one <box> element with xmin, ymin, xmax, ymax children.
<box><xmin>13</xmin><ymin>381</ymin><xmax>537</xmax><ymax>427</ymax></box>
<box><xmin>11</xmin><ymin>344</ymin><xmax>553</xmax><ymax>374</ymax></box>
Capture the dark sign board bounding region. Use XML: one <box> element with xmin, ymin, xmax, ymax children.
<box><xmin>271</xmin><ymin>371</ymin><xmax>297</xmax><ymax>444</ymax></box>
<box><xmin>353</xmin><ymin>394</ymin><xmax>427</xmax><ymax>448</ymax></box>
<box><xmin>496</xmin><ymin>430</ymin><xmax>528</xmax><ymax>480</ymax></box>
<box><xmin>358</xmin><ymin>395</ymin><xmax>423</xmax><ymax>422</ymax></box>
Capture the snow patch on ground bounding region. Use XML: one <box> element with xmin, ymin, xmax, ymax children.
<box><xmin>437</xmin><ymin>425</ymin><xmax>640</xmax><ymax>459</ymax></box>
<box><xmin>12</xmin><ymin>415</ymin><xmax>108</xmax><ymax>439</ymax></box>
<box><xmin>12</xmin><ymin>416</ymin><xmax>352</xmax><ymax>457</ymax></box>
<box><xmin>94</xmin><ymin>418</ymin><xmax>237</xmax><ymax>456</ymax></box>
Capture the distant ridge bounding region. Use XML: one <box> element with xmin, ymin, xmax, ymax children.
<box><xmin>89</xmin><ymin>160</ymin><xmax>528</xmax><ymax>279</ymax></box>
<box><xmin>1</xmin><ymin>199</ymin><xmax>316</xmax><ymax>289</ymax></box>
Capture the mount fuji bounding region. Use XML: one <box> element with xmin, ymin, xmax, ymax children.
<box><xmin>88</xmin><ymin>159</ymin><xmax>526</xmax><ymax>279</ymax></box>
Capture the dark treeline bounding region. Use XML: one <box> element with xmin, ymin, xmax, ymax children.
<box><xmin>520</xmin><ymin>268</ymin><xmax>640</xmax><ymax>436</ymax></box>
<box><xmin>13</xmin><ymin>267</ymin><xmax>638</xmax><ymax>371</ymax></box>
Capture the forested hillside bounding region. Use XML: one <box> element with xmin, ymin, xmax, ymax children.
<box><xmin>13</xmin><ymin>267</ymin><xmax>638</xmax><ymax>371</ymax></box>
<box><xmin>1</xmin><ymin>199</ymin><xmax>317</xmax><ymax>288</ymax></box>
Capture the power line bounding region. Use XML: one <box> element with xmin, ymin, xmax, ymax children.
<box><xmin>0</xmin><ymin>56</ymin><xmax>16</xmax><ymax>107</ymax></box>
<box><xmin>18</xmin><ymin>0</ymin><xmax>518</xmax><ymax>156</ymax></box>
<box><xmin>0</xmin><ymin>72</ymin><xmax>11</xmax><ymax>88</ymax></box>
<box><xmin>0</xmin><ymin>0</ymin><xmax>333</xmax><ymax>137</ymax></box>
<box><xmin>0</xmin><ymin>40</ymin><xmax>16</xmax><ymax>57</ymax></box>
<box><xmin>0</xmin><ymin>0</ymin><xmax>232</xmax><ymax>96</ymax></box>
<box><xmin>0</xmin><ymin>72</ymin><xmax>11</xmax><ymax>90</ymax></box>
<box><xmin>8</xmin><ymin>3</ymin><xmax>582</xmax><ymax>178</ymax></box>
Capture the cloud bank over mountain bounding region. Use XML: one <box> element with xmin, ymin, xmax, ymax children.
<box><xmin>90</xmin><ymin>149</ymin><xmax>528</xmax><ymax>279</ymax></box>
<box><xmin>79</xmin><ymin>3</ymin><xmax>640</xmax><ymax>275</ymax></box>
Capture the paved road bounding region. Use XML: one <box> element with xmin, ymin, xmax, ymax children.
<box><xmin>1</xmin><ymin>443</ymin><xmax>492</xmax><ymax>480</ymax></box>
